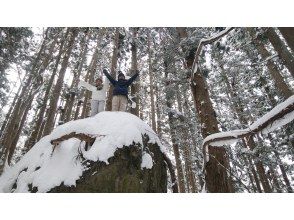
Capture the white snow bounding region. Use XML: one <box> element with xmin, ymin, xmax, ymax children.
<box><xmin>0</xmin><ymin>112</ymin><xmax>164</xmax><ymax>193</ymax></box>
<box><xmin>141</xmin><ymin>152</ymin><xmax>153</xmax><ymax>169</ymax></box>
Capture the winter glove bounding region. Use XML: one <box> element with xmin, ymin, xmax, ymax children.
<box><xmin>103</xmin><ymin>68</ymin><xmax>109</xmax><ymax>75</ymax></box>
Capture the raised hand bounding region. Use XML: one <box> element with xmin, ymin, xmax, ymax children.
<box><xmin>102</xmin><ymin>68</ymin><xmax>109</xmax><ymax>74</ymax></box>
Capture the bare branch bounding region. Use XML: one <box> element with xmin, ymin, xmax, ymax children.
<box><xmin>50</xmin><ymin>132</ymin><xmax>97</xmax><ymax>146</ymax></box>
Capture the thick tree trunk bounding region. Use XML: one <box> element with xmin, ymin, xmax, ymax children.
<box><xmin>43</xmin><ymin>28</ymin><xmax>78</xmax><ymax>136</ymax></box>
<box><xmin>177</xmin><ymin>27</ymin><xmax>234</xmax><ymax>193</ymax></box>
<box><xmin>264</xmin><ymin>27</ymin><xmax>294</xmax><ymax>78</ymax></box>
<box><xmin>247</xmin><ymin>28</ymin><xmax>293</xmax><ymax>99</ymax></box>
<box><xmin>278</xmin><ymin>27</ymin><xmax>294</xmax><ymax>53</ymax></box>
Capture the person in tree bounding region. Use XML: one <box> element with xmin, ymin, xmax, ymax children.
<box><xmin>78</xmin><ymin>72</ymin><xmax>109</xmax><ymax>116</ymax></box>
<box><xmin>103</xmin><ymin>68</ymin><xmax>139</xmax><ymax>111</ymax></box>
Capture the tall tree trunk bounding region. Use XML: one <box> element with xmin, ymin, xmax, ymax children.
<box><xmin>176</xmin><ymin>85</ymin><xmax>197</xmax><ymax>192</ymax></box>
<box><xmin>264</xmin><ymin>27</ymin><xmax>294</xmax><ymax>78</ymax></box>
<box><xmin>147</xmin><ymin>30</ymin><xmax>157</xmax><ymax>132</ymax></box>
<box><xmin>177</xmin><ymin>27</ymin><xmax>234</xmax><ymax>193</ymax></box>
<box><xmin>272</xmin><ymin>148</ymin><xmax>293</xmax><ymax>193</ymax></box>
<box><xmin>247</xmin><ymin>28</ymin><xmax>293</xmax><ymax>99</ymax></box>
<box><xmin>130</xmin><ymin>27</ymin><xmax>140</xmax><ymax>116</ymax></box>
<box><xmin>106</xmin><ymin>28</ymin><xmax>120</xmax><ymax>111</ymax></box>
<box><xmin>43</xmin><ymin>28</ymin><xmax>78</xmax><ymax>136</ymax></box>
<box><xmin>164</xmin><ymin>62</ymin><xmax>186</xmax><ymax>193</ymax></box>
<box><xmin>246</xmin><ymin>136</ymin><xmax>272</xmax><ymax>192</ymax></box>
<box><xmin>278</xmin><ymin>27</ymin><xmax>294</xmax><ymax>53</ymax></box>
<box><xmin>154</xmin><ymin>82</ymin><xmax>163</xmax><ymax>137</ymax></box>
<box><xmin>268</xmin><ymin>165</ymin><xmax>282</xmax><ymax>193</ymax></box>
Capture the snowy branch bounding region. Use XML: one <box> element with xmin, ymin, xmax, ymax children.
<box><xmin>203</xmin><ymin>95</ymin><xmax>294</xmax><ymax>162</ymax></box>
<box><xmin>191</xmin><ymin>28</ymin><xmax>234</xmax><ymax>75</ymax></box>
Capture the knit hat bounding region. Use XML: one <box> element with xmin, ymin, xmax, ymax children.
<box><xmin>118</xmin><ymin>71</ymin><xmax>125</xmax><ymax>78</ymax></box>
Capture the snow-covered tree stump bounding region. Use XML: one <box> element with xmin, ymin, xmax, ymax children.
<box><xmin>0</xmin><ymin>112</ymin><xmax>171</xmax><ymax>193</ymax></box>
<box><xmin>49</xmin><ymin>135</ymin><xmax>167</xmax><ymax>193</ymax></box>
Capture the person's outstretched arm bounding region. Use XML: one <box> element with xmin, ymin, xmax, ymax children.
<box><xmin>78</xmin><ymin>79</ymin><xmax>95</xmax><ymax>92</ymax></box>
<box><xmin>103</xmin><ymin>68</ymin><xmax>116</xmax><ymax>85</ymax></box>
<box><xmin>126</xmin><ymin>70</ymin><xmax>139</xmax><ymax>86</ymax></box>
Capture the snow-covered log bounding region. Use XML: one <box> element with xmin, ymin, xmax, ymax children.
<box><xmin>0</xmin><ymin>112</ymin><xmax>170</xmax><ymax>193</ymax></box>
<box><xmin>203</xmin><ymin>95</ymin><xmax>294</xmax><ymax>161</ymax></box>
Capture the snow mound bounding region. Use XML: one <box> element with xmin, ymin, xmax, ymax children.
<box><xmin>0</xmin><ymin>112</ymin><xmax>165</xmax><ymax>193</ymax></box>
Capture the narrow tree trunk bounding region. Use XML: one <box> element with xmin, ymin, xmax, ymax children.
<box><xmin>246</xmin><ymin>154</ymin><xmax>263</xmax><ymax>193</ymax></box>
<box><xmin>268</xmin><ymin>165</ymin><xmax>282</xmax><ymax>192</ymax></box>
<box><xmin>164</xmin><ymin>63</ymin><xmax>186</xmax><ymax>193</ymax></box>
<box><xmin>130</xmin><ymin>27</ymin><xmax>140</xmax><ymax>116</ymax></box>
<box><xmin>155</xmin><ymin>82</ymin><xmax>162</xmax><ymax>137</ymax></box>
<box><xmin>176</xmin><ymin>86</ymin><xmax>197</xmax><ymax>192</ymax></box>
<box><xmin>147</xmin><ymin>30</ymin><xmax>157</xmax><ymax>132</ymax></box>
<box><xmin>264</xmin><ymin>27</ymin><xmax>294</xmax><ymax>78</ymax></box>
<box><xmin>43</xmin><ymin>28</ymin><xmax>78</xmax><ymax>136</ymax></box>
<box><xmin>106</xmin><ymin>28</ymin><xmax>120</xmax><ymax>111</ymax></box>
<box><xmin>272</xmin><ymin>148</ymin><xmax>293</xmax><ymax>193</ymax></box>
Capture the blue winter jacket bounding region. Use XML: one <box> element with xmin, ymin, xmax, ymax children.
<box><xmin>104</xmin><ymin>71</ymin><xmax>139</xmax><ymax>97</ymax></box>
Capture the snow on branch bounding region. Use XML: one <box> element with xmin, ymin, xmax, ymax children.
<box><xmin>191</xmin><ymin>27</ymin><xmax>234</xmax><ymax>75</ymax></box>
<box><xmin>203</xmin><ymin>95</ymin><xmax>294</xmax><ymax>161</ymax></box>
